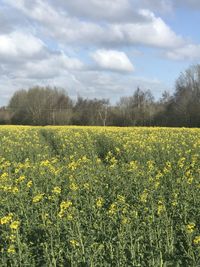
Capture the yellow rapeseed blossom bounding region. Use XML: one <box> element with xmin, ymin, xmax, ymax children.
<box><xmin>70</xmin><ymin>239</ymin><xmax>79</xmax><ymax>248</ymax></box>
<box><xmin>70</xmin><ymin>183</ymin><xmax>78</xmax><ymax>191</ymax></box>
<box><xmin>193</xmin><ymin>236</ymin><xmax>200</xmax><ymax>245</ymax></box>
<box><xmin>9</xmin><ymin>234</ymin><xmax>16</xmax><ymax>242</ymax></box>
<box><xmin>147</xmin><ymin>160</ymin><xmax>155</xmax><ymax>171</ymax></box>
<box><xmin>171</xmin><ymin>200</ymin><xmax>178</xmax><ymax>206</ymax></box>
<box><xmin>178</xmin><ymin>157</ymin><xmax>186</xmax><ymax>169</ymax></box>
<box><xmin>0</xmin><ymin>213</ymin><xmax>13</xmax><ymax>225</ymax></box>
<box><xmin>96</xmin><ymin>158</ymin><xmax>101</xmax><ymax>164</ymax></box>
<box><xmin>16</xmin><ymin>175</ymin><xmax>25</xmax><ymax>183</ymax></box>
<box><xmin>154</xmin><ymin>181</ymin><xmax>160</xmax><ymax>189</ymax></box>
<box><xmin>140</xmin><ymin>189</ymin><xmax>148</xmax><ymax>203</ymax></box>
<box><xmin>121</xmin><ymin>217</ymin><xmax>129</xmax><ymax>225</ymax></box>
<box><xmin>128</xmin><ymin>161</ymin><xmax>138</xmax><ymax>171</ymax></box>
<box><xmin>157</xmin><ymin>201</ymin><xmax>165</xmax><ymax>216</ymax></box>
<box><xmin>67</xmin><ymin>214</ymin><xmax>73</xmax><ymax>221</ymax></box>
<box><xmin>12</xmin><ymin>186</ymin><xmax>19</xmax><ymax>193</ymax></box>
<box><xmin>117</xmin><ymin>195</ymin><xmax>126</xmax><ymax>203</ymax></box>
<box><xmin>32</xmin><ymin>193</ymin><xmax>45</xmax><ymax>203</ymax></box>
<box><xmin>58</xmin><ymin>200</ymin><xmax>73</xmax><ymax>218</ymax></box>
<box><xmin>60</xmin><ymin>201</ymin><xmax>72</xmax><ymax>210</ymax></box>
<box><xmin>83</xmin><ymin>183</ymin><xmax>90</xmax><ymax>190</ymax></box>
<box><xmin>186</xmin><ymin>223</ymin><xmax>195</xmax><ymax>234</ymax></box>
<box><xmin>52</xmin><ymin>186</ymin><xmax>61</xmax><ymax>194</ymax></box>
<box><xmin>96</xmin><ymin>197</ymin><xmax>104</xmax><ymax>208</ymax></box>
<box><xmin>68</xmin><ymin>161</ymin><xmax>77</xmax><ymax>171</ymax></box>
<box><xmin>27</xmin><ymin>180</ymin><xmax>33</xmax><ymax>188</ymax></box>
<box><xmin>187</xmin><ymin>176</ymin><xmax>193</xmax><ymax>185</ymax></box>
<box><xmin>40</xmin><ymin>160</ymin><xmax>50</xmax><ymax>167</ymax></box>
<box><xmin>163</xmin><ymin>161</ymin><xmax>172</xmax><ymax>174</ymax></box>
<box><xmin>0</xmin><ymin>172</ymin><xmax>9</xmax><ymax>181</ymax></box>
<box><xmin>10</xmin><ymin>221</ymin><xmax>20</xmax><ymax>230</ymax></box>
<box><xmin>108</xmin><ymin>203</ymin><xmax>117</xmax><ymax>216</ymax></box>
<box><xmin>109</xmin><ymin>157</ymin><xmax>117</xmax><ymax>168</ymax></box>
<box><xmin>7</xmin><ymin>245</ymin><xmax>15</xmax><ymax>254</ymax></box>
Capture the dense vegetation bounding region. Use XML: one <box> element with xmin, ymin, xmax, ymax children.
<box><xmin>1</xmin><ymin>64</ymin><xmax>200</xmax><ymax>127</ymax></box>
<box><xmin>0</xmin><ymin>126</ymin><xmax>200</xmax><ymax>266</ymax></box>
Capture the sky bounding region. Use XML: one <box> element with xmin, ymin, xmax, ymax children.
<box><xmin>0</xmin><ymin>0</ymin><xmax>200</xmax><ymax>106</ymax></box>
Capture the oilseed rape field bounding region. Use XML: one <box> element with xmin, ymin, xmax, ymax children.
<box><xmin>0</xmin><ymin>126</ymin><xmax>200</xmax><ymax>266</ymax></box>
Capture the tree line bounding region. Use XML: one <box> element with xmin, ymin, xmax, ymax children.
<box><xmin>1</xmin><ymin>64</ymin><xmax>200</xmax><ymax>127</ymax></box>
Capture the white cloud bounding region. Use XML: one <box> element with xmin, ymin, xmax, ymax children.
<box><xmin>0</xmin><ymin>31</ymin><xmax>45</xmax><ymax>60</ymax></box>
<box><xmin>14</xmin><ymin>53</ymin><xmax>84</xmax><ymax>79</ymax></box>
<box><xmin>0</xmin><ymin>2</ymin><xmax>32</xmax><ymax>34</ymax></box>
<box><xmin>72</xmin><ymin>70</ymin><xmax>165</xmax><ymax>101</ymax></box>
<box><xmin>92</xmin><ymin>49</ymin><xmax>134</xmax><ymax>72</ymax></box>
<box><xmin>4</xmin><ymin>0</ymin><xmax>62</xmax><ymax>26</ymax></box>
<box><xmin>4</xmin><ymin>0</ymin><xmax>184</xmax><ymax>49</ymax></box>
<box><xmin>166</xmin><ymin>44</ymin><xmax>200</xmax><ymax>61</ymax></box>
<box><xmin>49</xmin><ymin>0</ymin><xmax>150</xmax><ymax>23</ymax></box>
<box><xmin>134</xmin><ymin>0</ymin><xmax>173</xmax><ymax>13</ymax></box>
<box><xmin>111</xmin><ymin>10</ymin><xmax>184</xmax><ymax>48</ymax></box>
<box><xmin>1</xmin><ymin>0</ymin><xmax>200</xmax><ymax>107</ymax></box>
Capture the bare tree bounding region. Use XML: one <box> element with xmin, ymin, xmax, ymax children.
<box><xmin>98</xmin><ymin>100</ymin><xmax>109</xmax><ymax>126</ymax></box>
<box><xmin>8</xmin><ymin>86</ymin><xmax>73</xmax><ymax>125</ymax></box>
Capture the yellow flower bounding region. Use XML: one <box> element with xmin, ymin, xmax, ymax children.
<box><xmin>10</xmin><ymin>221</ymin><xmax>20</xmax><ymax>230</ymax></box>
<box><xmin>0</xmin><ymin>213</ymin><xmax>13</xmax><ymax>225</ymax></box>
<box><xmin>178</xmin><ymin>157</ymin><xmax>185</xmax><ymax>168</ymax></box>
<box><xmin>67</xmin><ymin>214</ymin><xmax>73</xmax><ymax>221</ymax></box>
<box><xmin>121</xmin><ymin>217</ymin><xmax>129</xmax><ymax>225</ymax></box>
<box><xmin>16</xmin><ymin>175</ymin><xmax>25</xmax><ymax>183</ymax></box>
<box><xmin>52</xmin><ymin>186</ymin><xmax>61</xmax><ymax>194</ymax></box>
<box><xmin>115</xmin><ymin>147</ymin><xmax>120</xmax><ymax>153</ymax></box>
<box><xmin>83</xmin><ymin>183</ymin><xmax>90</xmax><ymax>190</ymax></box>
<box><xmin>58</xmin><ymin>200</ymin><xmax>72</xmax><ymax>218</ymax></box>
<box><xmin>140</xmin><ymin>189</ymin><xmax>148</xmax><ymax>203</ymax></box>
<box><xmin>186</xmin><ymin>223</ymin><xmax>195</xmax><ymax>234</ymax></box>
<box><xmin>68</xmin><ymin>161</ymin><xmax>77</xmax><ymax>171</ymax></box>
<box><xmin>70</xmin><ymin>239</ymin><xmax>79</xmax><ymax>248</ymax></box>
<box><xmin>32</xmin><ymin>193</ymin><xmax>45</xmax><ymax>203</ymax></box>
<box><xmin>15</xmin><ymin>168</ymin><xmax>20</xmax><ymax>174</ymax></box>
<box><xmin>12</xmin><ymin>186</ymin><xmax>19</xmax><ymax>193</ymax></box>
<box><xmin>147</xmin><ymin>160</ymin><xmax>155</xmax><ymax>171</ymax></box>
<box><xmin>157</xmin><ymin>201</ymin><xmax>165</xmax><ymax>216</ymax></box>
<box><xmin>193</xmin><ymin>235</ymin><xmax>200</xmax><ymax>245</ymax></box>
<box><xmin>154</xmin><ymin>181</ymin><xmax>160</xmax><ymax>189</ymax></box>
<box><xmin>108</xmin><ymin>203</ymin><xmax>117</xmax><ymax>216</ymax></box>
<box><xmin>70</xmin><ymin>183</ymin><xmax>78</xmax><ymax>191</ymax></box>
<box><xmin>40</xmin><ymin>160</ymin><xmax>50</xmax><ymax>167</ymax></box>
<box><xmin>9</xmin><ymin>234</ymin><xmax>16</xmax><ymax>242</ymax></box>
<box><xmin>96</xmin><ymin>197</ymin><xmax>104</xmax><ymax>208</ymax></box>
<box><xmin>171</xmin><ymin>200</ymin><xmax>178</xmax><ymax>206</ymax></box>
<box><xmin>60</xmin><ymin>200</ymin><xmax>72</xmax><ymax>210</ymax></box>
<box><xmin>128</xmin><ymin>161</ymin><xmax>138</xmax><ymax>171</ymax></box>
<box><xmin>117</xmin><ymin>195</ymin><xmax>126</xmax><ymax>203</ymax></box>
<box><xmin>96</xmin><ymin>158</ymin><xmax>101</xmax><ymax>164</ymax></box>
<box><xmin>27</xmin><ymin>180</ymin><xmax>33</xmax><ymax>188</ymax></box>
<box><xmin>1</xmin><ymin>172</ymin><xmax>9</xmax><ymax>180</ymax></box>
<box><xmin>187</xmin><ymin>177</ymin><xmax>193</xmax><ymax>184</ymax></box>
<box><xmin>7</xmin><ymin>245</ymin><xmax>15</xmax><ymax>254</ymax></box>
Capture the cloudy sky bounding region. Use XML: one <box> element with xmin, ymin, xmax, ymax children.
<box><xmin>0</xmin><ymin>0</ymin><xmax>200</xmax><ymax>105</ymax></box>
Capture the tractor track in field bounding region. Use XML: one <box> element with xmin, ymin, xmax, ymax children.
<box><xmin>39</xmin><ymin>128</ymin><xmax>61</xmax><ymax>158</ymax></box>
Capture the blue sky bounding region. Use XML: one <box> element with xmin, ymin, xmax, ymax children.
<box><xmin>0</xmin><ymin>0</ymin><xmax>200</xmax><ymax>105</ymax></box>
